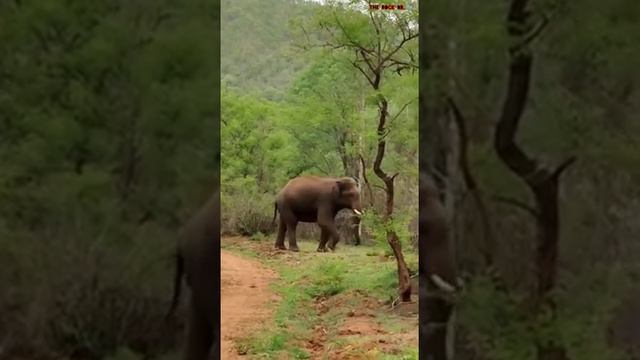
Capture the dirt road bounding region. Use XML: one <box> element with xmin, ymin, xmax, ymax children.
<box><xmin>221</xmin><ymin>250</ymin><xmax>278</xmax><ymax>359</ymax></box>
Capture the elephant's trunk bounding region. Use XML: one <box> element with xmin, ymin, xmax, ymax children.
<box><xmin>351</xmin><ymin>212</ymin><xmax>363</xmax><ymax>245</ymax></box>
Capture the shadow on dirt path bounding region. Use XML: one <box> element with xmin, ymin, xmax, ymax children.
<box><xmin>221</xmin><ymin>249</ymin><xmax>279</xmax><ymax>359</ymax></box>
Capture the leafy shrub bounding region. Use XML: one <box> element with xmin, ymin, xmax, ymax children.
<box><xmin>305</xmin><ymin>261</ymin><xmax>346</xmax><ymax>298</ymax></box>
<box><xmin>222</xmin><ymin>189</ymin><xmax>274</xmax><ymax>236</ymax></box>
<box><xmin>250</xmin><ymin>231</ymin><xmax>268</xmax><ymax>241</ymax></box>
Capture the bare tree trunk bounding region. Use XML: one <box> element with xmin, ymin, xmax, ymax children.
<box><xmin>495</xmin><ymin>1</ymin><xmax>575</xmax><ymax>359</ymax></box>
<box><xmin>373</xmin><ymin>97</ymin><xmax>412</xmax><ymax>302</ymax></box>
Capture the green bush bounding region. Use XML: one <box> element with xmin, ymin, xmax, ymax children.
<box><xmin>304</xmin><ymin>261</ymin><xmax>346</xmax><ymax>298</ymax></box>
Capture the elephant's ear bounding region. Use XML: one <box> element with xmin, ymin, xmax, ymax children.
<box><xmin>336</xmin><ymin>177</ymin><xmax>360</xmax><ymax>194</ymax></box>
<box><xmin>351</xmin><ymin>176</ymin><xmax>361</xmax><ymax>191</ymax></box>
<box><xmin>335</xmin><ymin>179</ymin><xmax>350</xmax><ymax>195</ymax></box>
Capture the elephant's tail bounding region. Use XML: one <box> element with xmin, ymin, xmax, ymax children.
<box><xmin>271</xmin><ymin>202</ymin><xmax>278</xmax><ymax>227</ymax></box>
<box><xmin>166</xmin><ymin>251</ymin><xmax>184</xmax><ymax>321</ymax></box>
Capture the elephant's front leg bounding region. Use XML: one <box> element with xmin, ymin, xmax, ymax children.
<box><xmin>317</xmin><ymin>228</ymin><xmax>329</xmax><ymax>252</ymax></box>
<box><xmin>318</xmin><ymin>209</ymin><xmax>340</xmax><ymax>251</ymax></box>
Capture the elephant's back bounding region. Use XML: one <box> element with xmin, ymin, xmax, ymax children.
<box><xmin>279</xmin><ymin>176</ymin><xmax>333</xmax><ymax>198</ymax></box>
<box><xmin>285</xmin><ymin>175</ymin><xmax>335</xmax><ymax>186</ymax></box>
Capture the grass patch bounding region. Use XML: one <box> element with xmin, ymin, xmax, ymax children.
<box><xmin>304</xmin><ymin>261</ymin><xmax>347</xmax><ymax>298</ymax></box>
<box><xmin>250</xmin><ymin>231</ymin><xmax>268</xmax><ymax>242</ymax></box>
<box><xmin>383</xmin><ymin>348</ymin><xmax>420</xmax><ymax>360</ymax></box>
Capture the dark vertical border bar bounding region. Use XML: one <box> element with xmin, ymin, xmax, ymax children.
<box><xmin>418</xmin><ymin>0</ymin><xmax>428</xmax><ymax>356</ymax></box>
<box><xmin>211</xmin><ymin>0</ymin><xmax>221</xmax><ymax>359</ymax></box>
<box><xmin>177</xmin><ymin>0</ymin><xmax>221</xmax><ymax>358</ymax></box>
<box><xmin>212</xmin><ymin>0</ymin><xmax>221</xmax><ymax>357</ymax></box>
<box><xmin>418</xmin><ymin>0</ymin><xmax>428</xmax><ymax>357</ymax></box>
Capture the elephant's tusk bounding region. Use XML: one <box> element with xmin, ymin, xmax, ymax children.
<box><xmin>353</xmin><ymin>209</ymin><xmax>362</xmax><ymax>216</ymax></box>
<box><xmin>430</xmin><ymin>274</ymin><xmax>457</xmax><ymax>293</ymax></box>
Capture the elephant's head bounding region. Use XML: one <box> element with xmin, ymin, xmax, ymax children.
<box><xmin>334</xmin><ymin>177</ymin><xmax>363</xmax><ymax>216</ymax></box>
<box><xmin>333</xmin><ymin>177</ymin><xmax>364</xmax><ymax>243</ymax></box>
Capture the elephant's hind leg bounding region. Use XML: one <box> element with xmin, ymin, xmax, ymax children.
<box><xmin>185</xmin><ymin>297</ymin><xmax>213</xmax><ymax>360</ymax></box>
<box><xmin>278</xmin><ymin>207</ymin><xmax>299</xmax><ymax>252</ymax></box>
<box><xmin>286</xmin><ymin>220</ymin><xmax>299</xmax><ymax>252</ymax></box>
<box><xmin>274</xmin><ymin>217</ymin><xmax>287</xmax><ymax>250</ymax></box>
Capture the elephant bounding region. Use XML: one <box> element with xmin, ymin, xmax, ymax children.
<box><xmin>272</xmin><ymin>175</ymin><xmax>363</xmax><ymax>252</ymax></box>
<box><xmin>167</xmin><ymin>193</ymin><xmax>220</xmax><ymax>360</ymax></box>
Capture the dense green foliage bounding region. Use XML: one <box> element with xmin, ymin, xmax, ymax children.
<box><xmin>0</xmin><ymin>1</ymin><xmax>218</xmax><ymax>359</ymax></box>
<box><xmin>425</xmin><ymin>1</ymin><xmax>640</xmax><ymax>359</ymax></box>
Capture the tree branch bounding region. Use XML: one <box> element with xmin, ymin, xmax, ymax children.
<box><xmin>358</xmin><ymin>48</ymin><xmax>378</xmax><ymax>75</ymax></box>
<box><xmin>334</xmin><ymin>13</ymin><xmax>376</xmax><ymax>55</ymax></box>
<box><xmin>492</xmin><ymin>195</ymin><xmax>539</xmax><ymax>218</ymax></box>
<box><xmin>447</xmin><ymin>96</ymin><xmax>495</xmax><ymax>267</ymax></box>
<box><xmin>521</xmin><ymin>15</ymin><xmax>549</xmax><ymax>47</ymax></box>
<box><xmin>381</xmin><ymin>32</ymin><xmax>419</xmax><ymax>66</ymax></box>
<box><xmin>390</xmin><ymin>100</ymin><xmax>413</xmax><ymax>122</ymax></box>
<box><xmin>552</xmin><ymin>156</ymin><xmax>576</xmax><ymax>179</ymax></box>
<box><xmin>351</xmin><ymin>57</ymin><xmax>376</xmax><ymax>88</ymax></box>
